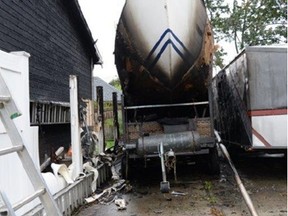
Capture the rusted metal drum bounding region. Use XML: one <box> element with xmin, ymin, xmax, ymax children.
<box><xmin>136</xmin><ymin>131</ymin><xmax>201</xmax><ymax>155</ymax></box>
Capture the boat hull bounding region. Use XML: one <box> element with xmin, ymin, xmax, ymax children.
<box><xmin>115</xmin><ymin>0</ymin><xmax>214</xmax><ymax>106</ymax></box>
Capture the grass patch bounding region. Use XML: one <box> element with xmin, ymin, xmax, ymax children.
<box><xmin>106</xmin><ymin>140</ymin><xmax>114</xmax><ymax>149</ymax></box>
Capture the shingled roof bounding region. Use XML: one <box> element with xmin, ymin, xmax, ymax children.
<box><xmin>93</xmin><ymin>77</ymin><xmax>122</xmax><ymax>102</ymax></box>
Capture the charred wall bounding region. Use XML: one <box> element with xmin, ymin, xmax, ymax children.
<box><xmin>38</xmin><ymin>124</ymin><xmax>70</xmax><ymax>164</ymax></box>
<box><xmin>0</xmin><ymin>0</ymin><xmax>97</xmax><ymax>163</ymax></box>
<box><xmin>0</xmin><ymin>0</ymin><xmax>93</xmax><ymax>102</ymax></box>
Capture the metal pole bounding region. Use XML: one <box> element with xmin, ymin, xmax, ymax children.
<box><xmin>112</xmin><ymin>92</ymin><xmax>120</xmax><ymax>146</ymax></box>
<box><xmin>121</xmin><ymin>94</ymin><xmax>127</xmax><ymax>143</ymax></box>
<box><xmin>214</xmin><ymin>131</ymin><xmax>259</xmax><ymax>216</ymax></box>
<box><xmin>97</xmin><ymin>86</ymin><xmax>105</xmax><ymax>152</ymax></box>
<box><xmin>159</xmin><ymin>142</ymin><xmax>167</xmax><ymax>182</ymax></box>
<box><xmin>159</xmin><ymin>142</ymin><xmax>170</xmax><ymax>193</ymax></box>
<box><xmin>124</xmin><ymin>101</ymin><xmax>209</xmax><ymax>110</ymax></box>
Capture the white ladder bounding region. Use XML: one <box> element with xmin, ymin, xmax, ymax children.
<box><xmin>0</xmin><ymin>74</ymin><xmax>62</xmax><ymax>215</ymax></box>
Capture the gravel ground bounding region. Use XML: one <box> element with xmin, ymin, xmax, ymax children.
<box><xmin>74</xmin><ymin>152</ymin><xmax>287</xmax><ymax>216</ymax></box>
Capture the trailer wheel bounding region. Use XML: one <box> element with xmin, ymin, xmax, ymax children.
<box><xmin>208</xmin><ymin>146</ymin><xmax>220</xmax><ymax>175</ymax></box>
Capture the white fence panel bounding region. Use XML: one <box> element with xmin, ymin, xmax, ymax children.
<box><xmin>0</xmin><ymin>50</ymin><xmax>40</xmax><ymax>215</ymax></box>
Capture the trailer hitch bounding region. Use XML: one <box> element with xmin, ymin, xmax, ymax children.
<box><xmin>159</xmin><ymin>142</ymin><xmax>170</xmax><ymax>193</ymax></box>
<box><xmin>165</xmin><ymin>149</ymin><xmax>177</xmax><ymax>182</ymax></box>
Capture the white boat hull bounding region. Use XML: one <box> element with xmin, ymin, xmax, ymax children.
<box><xmin>115</xmin><ymin>0</ymin><xmax>214</xmax><ymax>105</ymax></box>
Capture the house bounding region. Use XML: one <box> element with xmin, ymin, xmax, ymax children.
<box><xmin>93</xmin><ymin>76</ymin><xmax>122</xmax><ymax>102</ymax></box>
<box><xmin>0</xmin><ymin>0</ymin><xmax>101</xmax><ymax>162</ymax></box>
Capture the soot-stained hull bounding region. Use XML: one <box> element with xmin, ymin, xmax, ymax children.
<box><xmin>115</xmin><ymin>0</ymin><xmax>215</xmax><ymax>106</ymax></box>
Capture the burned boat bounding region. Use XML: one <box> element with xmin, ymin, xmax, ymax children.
<box><xmin>115</xmin><ymin>0</ymin><xmax>215</xmax><ymax>106</ymax></box>
<box><xmin>114</xmin><ymin>0</ymin><xmax>218</xmax><ymax>190</ymax></box>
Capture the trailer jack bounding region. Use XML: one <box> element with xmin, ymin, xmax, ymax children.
<box><xmin>159</xmin><ymin>142</ymin><xmax>170</xmax><ymax>193</ymax></box>
<box><xmin>165</xmin><ymin>149</ymin><xmax>177</xmax><ymax>182</ymax></box>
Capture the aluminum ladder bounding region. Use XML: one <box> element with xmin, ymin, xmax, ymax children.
<box><xmin>0</xmin><ymin>74</ymin><xmax>62</xmax><ymax>215</ymax></box>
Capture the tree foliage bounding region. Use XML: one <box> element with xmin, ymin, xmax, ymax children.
<box><xmin>205</xmin><ymin>0</ymin><xmax>287</xmax><ymax>66</ymax></box>
<box><xmin>109</xmin><ymin>78</ymin><xmax>122</xmax><ymax>90</ymax></box>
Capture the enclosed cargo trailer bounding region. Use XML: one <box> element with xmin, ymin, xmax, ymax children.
<box><xmin>212</xmin><ymin>45</ymin><xmax>287</xmax><ymax>151</ymax></box>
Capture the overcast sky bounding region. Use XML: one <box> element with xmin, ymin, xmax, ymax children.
<box><xmin>78</xmin><ymin>0</ymin><xmax>125</xmax><ymax>82</ymax></box>
<box><xmin>78</xmin><ymin>1</ymin><xmax>236</xmax><ymax>82</ymax></box>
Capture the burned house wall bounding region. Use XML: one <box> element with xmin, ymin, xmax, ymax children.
<box><xmin>0</xmin><ymin>0</ymin><xmax>97</xmax><ymax>163</ymax></box>
<box><xmin>0</xmin><ymin>0</ymin><xmax>93</xmax><ymax>102</ymax></box>
<box><xmin>38</xmin><ymin>124</ymin><xmax>71</xmax><ymax>164</ymax></box>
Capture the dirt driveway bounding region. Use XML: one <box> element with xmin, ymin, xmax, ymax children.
<box><xmin>75</xmin><ymin>153</ymin><xmax>287</xmax><ymax>216</ymax></box>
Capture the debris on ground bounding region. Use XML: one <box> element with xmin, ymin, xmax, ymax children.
<box><xmin>163</xmin><ymin>194</ymin><xmax>172</xmax><ymax>201</ymax></box>
<box><xmin>171</xmin><ymin>191</ymin><xmax>188</xmax><ymax>196</ymax></box>
<box><xmin>114</xmin><ymin>198</ymin><xmax>127</xmax><ymax>210</ymax></box>
<box><xmin>153</xmin><ymin>209</ymin><xmax>163</xmax><ymax>214</ymax></box>
<box><xmin>40</xmin><ymin>146</ymin><xmax>65</xmax><ymax>171</ymax></box>
<box><xmin>74</xmin><ymin>151</ymin><xmax>287</xmax><ymax>216</ymax></box>
<box><xmin>211</xmin><ymin>207</ymin><xmax>224</xmax><ymax>216</ymax></box>
<box><xmin>83</xmin><ymin>161</ymin><xmax>98</xmax><ymax>192</ymax></box>
<box><xmin>84</xmin><ymin>179</ymin><xmax>131</xmax><ymax>205</ymax></box>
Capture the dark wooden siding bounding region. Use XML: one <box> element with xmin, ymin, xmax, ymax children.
<box><xmin>0</xmin><ymin>0</ymin><xmax>93</xmax><ymax>102</ymax></box>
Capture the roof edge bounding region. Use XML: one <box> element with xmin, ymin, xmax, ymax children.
<box><xmin>67</xmin><ymin>0</ymin><xmax>102</xmax><ymax>65</ymax></box>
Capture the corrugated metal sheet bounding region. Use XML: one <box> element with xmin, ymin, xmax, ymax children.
<box><xmin>246</xmin><ymin>46</ymin><xmax>287</xmax><ymax>110</ymax></box>
<box><xmin>212</xmin><ymin>45</ymin><xmax>287</xmax><ymax>149</ymax></box>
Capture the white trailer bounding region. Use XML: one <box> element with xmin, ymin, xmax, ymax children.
<box><xmin>212</xmin><ymin>45</ymin><xmax>287</xmax><ymax>151</ymax></box>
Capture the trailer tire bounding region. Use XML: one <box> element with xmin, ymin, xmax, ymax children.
<box><xmin>208</xmin><ymin>146</ymin><xmax>220</xmax><ymax>175</ymax></box>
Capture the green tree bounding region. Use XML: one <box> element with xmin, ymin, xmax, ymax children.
<box><xmin>109</xmin><ymin>78</ymin><xmax>122</xmax><ymax>91</ymax></box>
<box><xmin>205</xmin><ymin>0</ymin><xmax>230</xmax><ymax>69</ymax></box>
<box><xmin>205</xmin><ymin>0</ymin><xmax>287</xmax><ymax>65</ymax></box>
